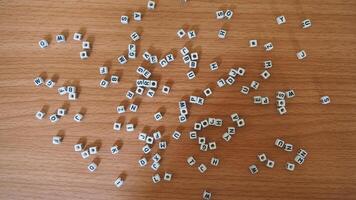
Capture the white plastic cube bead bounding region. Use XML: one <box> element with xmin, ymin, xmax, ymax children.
<box><xmin>151</xmin><ymin>162</ymin><xmax>160</xmax><ymax>171</ymax></box>
<box><xmin>74</xmin><ymin>144</ymin><xmax>83</xmax><ymax>152</ymax></box>
<box><xmin>114</xmin><ymin>177</ymin><xmax>124</xmax><ymax>188</ymax></box>
<box><xmin>164</xmin><ymin>172</ymin><xmax>172</xmax><ymax>181</ymax></box>
<box><xmin>74</xmin><ymin>113</ymin><xmax>83</xmax><ymax>122</ymax></box>
<box><xmin>166</xmin><ymin>54</ymin><xmax>174</xmax><ymax>62</ymax></box>
<box><xmin>80</xmin><ymin>51</ymin><xmax>89</xmax><ymax>59</ymax></box>
<box><xmin>162</xmin><ymin>85</ymin><xmax>170</xmax><ymax>94</ymax></box>
<box><xmin>57</xmin><ymin>108</ymin><xmax>66</xmax><ymax>116</ymax></box>
<box><xmin>147</xmin><ymin>0</ymin><xmax>156</xmax><ymax>10</ymax></box>
<box><xmin>118</xmin><ymin>55</ymin><xmax>127</xmax><ymax>64</ymax></box>
<box><xmin>320</xmin><ymin>96</ymin><xmax>331</xmax><ymax>104</ymax></box>
<box><xmin>159</xmin><ymin>141</ymin><xmax>167</xmax><ymax>149</ymax></box>
<box><xmin>203</xmin><ymin>190</ymin><xmax>212</xmax><ymax>200</ymax></box>
<box><xmin>249</xmin><ymin>165</ymin><xmax>258</xmax><ymax>174</ymax></box>
<box><xmin>45</xmin><ymin>80</ymin><xmax>55</xmax><ymax>88</ymax></box>
<box><xmin>275</xmin><ymin>138</ymin><xmax>285</xmax><ymax>148</ymax></box>
<box><xmin>278</xmin><ymin>106</ymin><xmax>287</xmax><ymax>115</ymax></box>
<box><xmin>99</xmin><ymin>79</ymin><xmax>109</xmax><ymax>88</ymax></box>
<box><xmin>36</xmin><ymin>111</ymin><xmax>45</xmax><ymax>120</ymax></box>
<box><xmin>38</xmin><ymin>39</ymin><xmax>48</xmax><ymax>48</ymax></box>
<box><xmin>121</xmin><ymin>15</ymin><xmax>129</xmax><ymax>24</ymax></box>
<box><xmin>210</xmin><ymin>62</ymin><xmax>218</xmax><ymax>71</ymax></box>
<box><xmin>286</xmin><ymin>90</ymin><xmax>296</xmax><ymax>98</ymax></box>
<box><xmin>49</xmin><ymin>114</ymin><xmax>59</xmax><ymax>123</ymax></box>
<box><xmin>198</xmin><ymin>164</ymin><xmax>207</xmax><ymax>173</ymax></box>
<box><xmin>264</xmin><ymin>60</ymin><xmax>273</xmax><ymax>69</ymax></box>
<box><xmin>286</xmin><ymin>162</ymin><xmax>295</xmax><ymax>171</ymax></box>
<box><xmin>58</xmin><ymin>86</ymin><xmax>67</xmax><ymax>95</ymax></box>
<box><xmin>81</xmin><ymin>150</ymin><xmax>90</xmax><ymax>159</ymax></box>
<box><xmin>139</xmin><ymin>157</ymin><xmax>147</xmax><ymax>167</ymax></box>
<box><xmin>225</xmin><ymin>10</ymin><xmax>233</xmax><ymax>19</ymax></box>
<box><xmin>172</xmin><ymin>131</ymin><xmax>181</xmax><ymax>140</ymax></box>
<box><xmin>34</xmin><ymin>77</ymin><xmax>44</xmax><ymax>86</ymax></box>
<box><xmin>261</xmin><ymin>70</ymin><xmax>271</xmax><ymax>79</ymax></box>
<box><xmin>130</xmin><ymin>32</ymin><xmax>140</xmax><ymax>41</ymax></box>
<box><xmin>82</xmin><ymin>41</ymin><xmax>90</xmax><ymax>49</ymax></box>
<box><xmin>276</xmin><ymin>15</ymin><xmax>286</xmax><ymax>25</ymax></box>
<box><xmin>296</xmin><ymin>50</ymin><xmax>307</xmax><ymax>60</ymax></box>
<box><xmin>73</xmin><ymin>33</ymin><xmax>82</xmax><ymax>41</ymax></box>
<box><xmin>187</xmin><ymin>71</ymin><xmax>196</xmax><ymax>80</ymax></box>
<box><xmin>133</xmin><ymin>12</ymin><xmax>142</xmax><ymax>21</ymax></box>
<box><xmin>266</xmin><ymin>160</ymin><xmax>275</xmax><ymax>168</ymax></box>
<box><xmin>302</xmin><ymin>19</ymin><xmax>312</xmax><ymax>29</ymax></box>
<box><xmin>249</xmin><ymin>40</ymin><xmax>257</xmax><ymax>47</ymax></box>
<box><xmin>188</xmin><ymin>30</ymin><xmax>196</xmax><ymax>39</ymax></box>
<box><xmin>88</xmin><ymin>162</ymin><xmax>97</xmax><ymax>172</ymax></box>
<box><xmin>142</xmin><ymin>144</ymin><xmax>151</xmax><ymax>154</ymax></box>
<box><xmin>264</xmin><ymin>42</ymin><xmax>273</xmax><ymax>51</ymax></box>
<box><xmin>216</xmin><ymin>10</ymin><xmax>224</xmax><ymax>19</ymax></box>
<box><xmin>177</xmin><ymin>29</ymin><xmax>186</xmax><ymax>38</ymax></box>
<box><xmin>284</xmin><ymin>143</ymin><xmax>293</xmax><ymax>152</ymax></box>
<box><xmin>154</xmin><ymin>112</ymin><xmax>163</xmax><ymax>121</ymax></box>
<box><xmin>218</xmin><ymin>29</ymin><xmax>227</xmax><ymax>39</ymax></box>
<box><xmin>56</xmin><ymin>34</ymin><xmax>65</xmax><ymax>43</ymax></box>
<box><xmin>126</xmin><ymin>124</ymin><xmax>134</xmax><ymax>132</ymax></box>
<box><xmin>211</xmin><ymin>157</ymin><xmax>219</xmax><ymax>166</ymax></box>
<box><xmin>258</xmin><ymin>153</ymin><xmax>267</xmax><ymax>162</ymax></box>
<box><xmin>152</xmin><ymin>174</ymin><xmax>160</xmax><ymax>183</ymax></box>
<box><xmin>89</xmin><ymin>147</ymin><xmax>97</xmax><ymax>154</ymax></box>
<box><xmin>111</xmin><ymin>145</ymin><xmax>120</xmax><ymax>154</ymax></box>
<box><xmin>52</xmin><ymin>136</ymin><xmax>62</xmax><ymax>144</ymax></box>
<box><xmin>187</xmin><ymin>156</ymin><xmax>196</xmax><ymax>166</ymax></box>
<box><xmin>152</xmin><ymin>153</ymin><xmax>161</xmax><ymax>163</ymax></box>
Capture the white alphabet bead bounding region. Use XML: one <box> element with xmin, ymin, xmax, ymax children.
<box><xmin>139</xmin><ymin>157</ymin><xmax>147</xmax><ymax>167</ymax></box>
<box><xmin>52</xmin><ymin>136</ymin><xmax>62</xmax><ymax>144</ymax></box>
<box><xmin>231</xmin><ymin>113</ymin><xmax>239</xmax><ymax>122</ymax></box>
<box><xmin>182</xmin><ymin>55</ymin><xmax>191</xmax><ymax>64</ymax></box>
<box><xmin>99</xmin><ymin>79</ymin><xmax>109</xmax><ymax>88</ymax></box>
<box><xmin>166</xmin><ymin>53</ymin><xmax>174</xmax><ymax>62</ymax></box>
<box><xmin>152</xmin><ymin>174</ymin><xmax>160</xmax><ymax>183</ymax></box>
<box><xmin>111</xmin><ymin>75</ymin><xmax>119</xmax><ymax>84</ymax></box>
<box><xmin>302</xmin><ymin>19</ymin><xmax>312</xmax><ymax>29</ymax></box>
<box><xmin>237</xmin><ymin>118</ymin><xmax>245</xmax><ymax>127</ymax></box>
<box><xmin>38</xmin><ymin>39</ymin><xmax>48</xmax><ymax>48</ymax></box>
<box><xmin>180</xmin><ymin>47</ymin><xmax>190</xmax><ymax>56</ymax></box>
<box><xmin>203</xmin><ymin>88</ymin><xmax>212</xmax><ymax>97</ymax></box>
<box><xmin>296</xmin><ymin>50</ymin><xmax>307</xmax><ymax>60</ymax></box>
<box><xmin>276</xmin><ymin>91</ymin><xmax>286</xmax><ymax>99</ymax></box>
<box><xmin>68</xmin><ymin>92</ymin><xmax>77</xmax><ymax>100</ymax></box>
<box><xmin>80</xmin><ymin>51</ymin><xmax>89</xmax><ymax>59</ymax></box>
<box><xmin>216</xmin><ymin>10</ymin><xmax>225</xmax><ymax>19</ymax></box>
<box><xmin>297</xmin><ymin>149</ymin><xmax>308</xmax><ymax>158</ymax></box>
<box><xmin>177</xmin><ymin>29</ymin><xmax>186</xmax><ymax>38</ymax></box>
<box><xmin>217</xmin><ymin>78</ymin><xmax>226</xmax><ymax>87</ymax></box>
<box><xmin>142</xmin><ymin>51</ymin><xmax>151</xmax><ymax>60</ymax></box>
<box><xmin>138</xmin><ymin>132</ymin><xmax>147</xmax><ymax>141</ymax></box>
<box><xmin>34</xmin><ymin>77</ymin><xmax>44</xmax><ymax>86</ymax></box>
<box><xmin>228</xmin><ymin>127</ymin><xmax>235</xmax><ymax>134</ymax></box>
<box><xmin>276</xmin><ymin>15</ymin><xmax>286</xmax><ymax>25</ymax></box>
<box><xmin>129</xmin><ymin>104</ymin><xmax>138</xmax><ymax>112</ymax></box>
<box><xmin>275</xmin><ymin>138</ymin><xmax>285</xmax><ymax>148</ymax></box>
<box><xmin>210</xmin><ymin>62</ymin><xmax>218</xmax><ymax>71</ymax></box>
<box><xmin>162</xmin><ymin>85</ymin><xmax>170</xmax><ymax>94</ymax></box>
<box><xmin>147</xmin><ymin>0</ymin><xmax>156</xmax><ymax>10</ymax></box>
<box><xmin>126</xmin><ymin>124</ymin><xmax>134</xmax><ymax>132</ymax></box>
<box><xmin>49</xmin><ymin>114</ymin><xmax>59</xmax><ymax>123</ymax></box>
<box><xmin>147</xmin><ymin>89</ymin><xmax>155</xmax><ymax>97</ymax></box>
<box><xmin>88</xmin><ymin>162</ymin><xmax>97</xmax><ymax>172</ymax></box>
<box><xmin>142</xmin><ymin>144</ymin><xmax>151</xmax><ymax>154</ymax></box>
<box><xmin>151</xmin><ymin>162</ymin><xmax>160</xmax><ymax>171</ymax></box>
<box><xmin>189</xmin><ymin>61</ymin><xmax>197</xmax><ymax>68</ymax></box>
<box><xmin>121</xmin><ymin>15</ymin><xmax>129</xmax><ymax>24</ymax></box>
<box><xmin>187</xmin><ymin>156</ymin><xmax>196</xmax><ymax>166</ymax></box>
<box><xmin>187</xmin><ymin>71</ymin><xmax>196</xmax><ymax>80</ymax></box>
<box><xmin>57</xmin><ymin>108</ymin><xmax>66</xmax><ymax>117</ymax></box>
<box><xmin>209</xmin><ymin>142</ymin><xmax>217</xmax><ymax>150</ymax></box>
<box><xmin>249</xmin><ymin>165</ymin><xmax>258</xmax><ymax>174</ymax></box>
<box><xmin>73</xmin><ymin>32</ymin><xmax>82</xmax><ymax>41</ymax></box>
<box><xmin>198</xmin><ymin>137</ymin><xmax>206</xmax><ymax>144</ymax></box>
<box><xmin>133</xmin><ymin>12</ymin><xmax>142</xmax><ymax>21</ymax></box>
<box><xmin>208</xmin><ymin>118</ymin><xmax>215</xmax><ymax>125</ymax></box>
<box><xmin>159</xmin><ymin>58</ymin><xmax>168</xmax><ymax>67</ymax></box>
<box><xmin>253</xmin><ymin>96</ymin><xmax>262</xmax><ymax>104</ymax></box>
<box><xmin>198</xmin><ymin>163</ymin><xmax>207</xmax><ymax>173</ymax></box>
<box><xmin>36</xmin><ymin>111</ymin><xmax>46</xmax><ymax>120</ymax></box>
<box><xmin>118</xmin><ymin>55</ymin><xmax>127</xmax><ymax>64</ymax></box>
<box><xmin>222</xmin><ymin>132</ymin><xmax>232</xmax><ymax>142</ymax></box>
<box><xmin>278</xmin><ymin>106</ymin><xmax>287</xmax><ymax>115</ymax></box>
<box><xmin>189</xmin><ymin>131</ymin><xmax>197</xmax><ymax>140</ymax></box>
<box><xmin>74</xmin><ymin>143</ymin><xmax>83</xmax><ymax>152</ymax></box>
<box><xmin>261</xmin><ymin>70</ymin><xmax>271</xmax><ymax>79</ymax></box>
<box><xmin>264</xmin><ymin>42</ymin><xmax>273</xmax><ymax>51</ymax></box>
<box><xmin>284</xmin><ymin>143</ymin><xmax>293</xmax><ymax>152</ymax></box>
<box><xmin>172</xmin><ymin>131</ymin><xmax>181</xmax><ymax>140</ymax></box>
<box><xmin>67</xmin><ymin>86</ymin><xmax>76</xmax><ymax>94</ymax></box>
<box><xmin>294</xmin><ymin>155</ymin><xmax>305</xmax><ymax>165</ymax></box>
<box><xmin>89</xmin><ymin>146</ymin><xmax>97</xmax><ymax>155</ymax></box>
<box><xmin>82</xmin><ymin>41</ymin><xmax>90</xmax><ymax>49</ymax></box>
<box><xmin>249</xmin><ymin>40</ymin><xmax>257</xmax><ymax>47</ymax></box>
<box><xmin>113</xmin><ymin>122</ymin><xmax>121</xmax><ymax>131</ymax></box>
<box><xmin>250</xmin><ymin>81</ymin><xmax>259</xmax><ymax>90</ymax></box>
<box><xmin>258</xmin><ymin>153</ymin><xmax>267</xmax><ymax>162</ymax></box>
<box><xmin>286</xmin><ymin>90</ymin><xmax>296</xmax><ymax>98</ymax></box>
<box><xmin>74</xmin><ymin>113</ymin><xmax>83</xmax><ymax>122</ymax></box>
<box><xmin>126</xmin><ymin>90</ymin><xmax>134</xmax><ymax>99</ymax></box>
<box><xmin>81</xmin><ymin>150</ymin><xmax>90</xmax><ymax>159</ymax></box>
<box><xmin>188</xmin><ymin>30</ymin><xmax>196</xmax><ymax>39</ymax></box>
<box><xmin>226</xmin><ymin>76</ymin><xmax>235</xmax><ymax>85</ymax></box>
<box><xmin>211</xmin><ymin>157</ymin><xmax>219</xmax><ymax>166</ymax></box>
<box><xmin>266</xmin><ymin>160</ymin><xmax>275</xmax><ymax>168</ymax></box>
<box><xmin>194</xmin><ymin>122</ymin><xmax>202</xmax><ymax>130</ymax></box>
<box><xmin>179</xmin><ymin>114</ymin><xmax>187</xmax><ymax>123</ymax></box>
<box><xmin>264</xmin><ymin>60</ymin><xmax>272</xmax><ymax>69</ymax></box>
<box><xmin>218</xmin><ymin>29</ymin><xmax>227</xmax><ymax>39</ymax></box>
<box><xmin>190</xmin><ymin>52</ymin><xmax>198</xmax><ymax>61</ymax></box>
<box><xmin>240</xmin><ymin>86</ymin><xmax>249</xmax><ymax>95</ymax></box>
<box><xmin>214</xmin><ymin>119</ymin><xmax>223</xmax><ymax>126</ymax></box>
<box><xmin>154</xmin><ymin>112</ymin><xmax>163</xmax><ymax>121</ymax></box>
<box><xmin>237</xmin><ymin>67</ymin><xmax>246</xmax><ymax>76</ymax></box>
<box><xmin>286</xmin><ymin>162</ymin><xmax>295</xmax><ymax>171</ymax></box>
<box><xmin>277</xmin><ymin>99</ymin><xmax>286</xmax><ymax>107</ymax></box>
<box><xmin>320</xmin><ymin>96</ymin><xmax>331</xmax><ymax>104</ymax></box>
<box><xmin>114</xmin><ymin>177</ymin><xmax>124</xmax><ymax>188</ymax></box>
<box><xmin>152</xmin><ymin>153</ymin><xmax>161</xmax><ymax>163</ymax></box>
<box><xmin>116</xmin><ymin>106</ymin><xmax>125</xmax><ymax>114</ymax></box>
<box><xmin>45</xmin><ymin>79</ymin><xmax>55</xmax><ymax>88</ymax></box>
<box><xmin>99</xmin><ymin>66</ymin><xmax>108</xmax><ymax>75</ymax></box>
<box><xmin>56</xmin><ymin>34</ymin><xmax>65</xmax><ymax>43</ymax></box>
<box><xmin>225</xmin><ymin>9</ymin><xmax>234</xmax><ymax>19</ymax></box>
<box><xmin>164</xmin><ymin>172</ymin><xmax>172</xmax><ymax>181</ymax></box>
<box><xmin>159</xmin><ymin>141</ymin><xmax>167</xmax><ymax>149</ymax></box>
<box><xmin>130</xmin><ymin>32</ymin><xmax>140</xmax><ymax>41</ymax></box>
<box><xmin>203</xmin><ymin>190</ymin><xmax>212</xmax><ymax>200</ymax></box>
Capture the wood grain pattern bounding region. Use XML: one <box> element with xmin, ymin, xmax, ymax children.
<box><xmin>0</xmin><ymin>0</ymin><xmax>356</xmax><ymax>199</ymax></box>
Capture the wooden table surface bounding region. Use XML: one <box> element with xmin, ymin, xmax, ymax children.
<box><xmin>1</xmin><ymin>0</ymin><xmax>356</xmax><ymax>199</ymax></box>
